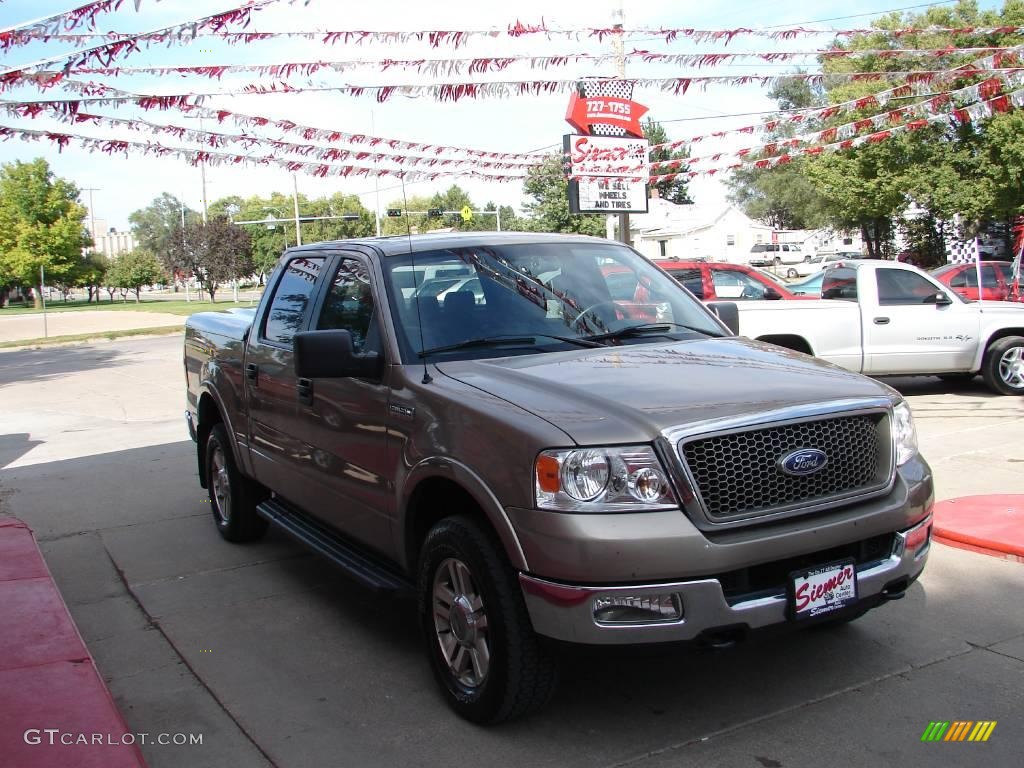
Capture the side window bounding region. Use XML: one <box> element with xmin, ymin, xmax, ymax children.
<box><xmin>263</xmin><ymin>256</ymin><xmax>326</xmax><ymax>344</ymax></box>
<box><xmin>876</xmin><ymin>270</ymin><xmax>942</xmax><ymax>305</ymax></box>
<box><xmin>822</xmin><ymin>267</ymin><xmax>858</xmax><ymax>301</ymax></box>
<box><xmin>668</xmin><ymin>269</ymin><xmax>704</xmax><ymax>299</ymax></box>
<box><xmin>711</xmin><ymin>269</ymin><xmax>766</xmax><ymax>300</ymax></box>
<box><xmin>948</xmin><ymin>270</ymin><xmax>968</xmax><ymax>288</ymax></box>
<box><xmin>317</xmin><ymin>259</ymin><xmax>379</xmax><ymax>354</ymax></box>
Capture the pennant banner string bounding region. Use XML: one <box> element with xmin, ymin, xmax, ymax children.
<box><xmin>56</xmin><ymin>46</ymin><xmax>1022</xmax><ymax>80</ymax></box>
<box><xmin>0</xmin><ymin>0</ymin><xmax>157</xmax><ymax>43</ymax></box>
<box><xmin>4</xmin><ymin>22</ymin><xmax>1024</xmax><ymax>51</ymax></box>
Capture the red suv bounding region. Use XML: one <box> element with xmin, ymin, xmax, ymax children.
<box><xmin>931</xmin><ymin>261</ymin><xmax>1021</xmax><ymax>302</ymax></box>
<box><xmin>652</xmin><ymin>259</ymin><xmax>806</xmax><ymax>301</ymax></box>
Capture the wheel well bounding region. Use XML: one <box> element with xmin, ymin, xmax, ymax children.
<box><xmin>984</xmin><ymin>328</ymin><xmax>1024</xmax><ymax>355</ymax></box>
<box><xmin>196</xmin><ymin>393</ymin><xmax>223</xmax><ymax>488</ymax></box>
<box><xmin>404</xmin><ymin>477</ymin><xmax>488</xmax><ymax>574</ymax></box>
<box><xmin>756</xmin><ymin>334</ymin><xmax>814</xmax><ymax>355</ymax></box>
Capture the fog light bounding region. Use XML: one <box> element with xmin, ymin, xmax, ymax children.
<box><xmin>593</xmin><ymin>594</ymin><xmax>682</xmax><ymax>624</ymax></box>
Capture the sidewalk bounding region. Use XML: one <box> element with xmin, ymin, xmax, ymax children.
<box><xmin>0</xmin><ymin>518</ymin><xmax>147</xmax><ymax>768</ymax></box>
<box><xmin>0</xmin><ymin>311</ymin><xmax>182</xmax><ymax>344</ymax></box>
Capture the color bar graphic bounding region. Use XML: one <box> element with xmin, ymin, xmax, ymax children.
<box><xmin>921</xmin><ymin>720</ymin><xmax>996</xmax><ymax>742</ymax></box>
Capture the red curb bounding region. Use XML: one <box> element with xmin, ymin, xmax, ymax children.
<box><xmin>0</xmin><ymin>519</ymin><xmax>147</xmax><ymax>768</ymax></box>
<box><xmin>932</xmin><ymin>495</ymin><xmax>1024</xmax><ymax>562</ymax></box>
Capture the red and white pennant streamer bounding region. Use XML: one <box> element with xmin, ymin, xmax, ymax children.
<box><xmin>5</xmin><ymin>22</ymin><xmax>1024</xmax><ymax>50</ymax></box>
<box><xmin>0</xmin><ymin>0</ymin><xmax>155</xmax><ymax>53</ymax></box>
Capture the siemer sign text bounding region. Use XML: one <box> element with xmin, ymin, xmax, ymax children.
<box><xmin>564</xmin><ymin>134</ymin><xmax>650</xmax><ymax>214</ymax></box>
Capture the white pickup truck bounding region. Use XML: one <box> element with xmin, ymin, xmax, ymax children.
<box><xmin>713</xmin><ymin>260</ymin><xmax>1024</xmax><ymax>395</ymax></box>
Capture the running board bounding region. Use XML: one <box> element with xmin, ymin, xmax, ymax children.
<box><xmin>257</xmin><ymin>498</ymin><xmax>413</xmax><ymax>594</ymax></box>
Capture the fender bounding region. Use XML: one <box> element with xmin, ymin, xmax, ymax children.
<box><xmin>397</xmin><ymin>456</ymin><xmax>529</xmax><ymax>573</ymax></box>
<box><xmin>195</xmin><ymin>374</ymin><xmax>252</xmax><ymax>479</ymax></box>
<box><xmin>973</xmin><ymin>324</ymin><xmax>1024</xmax><ymax>371</ymax></box>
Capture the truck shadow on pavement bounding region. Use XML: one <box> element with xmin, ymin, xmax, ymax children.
<box><xmin>0</xmin><ymin>345</ymin><xmax>127</xmax><ymax>388</ymax></box>
<box><xmin>4</xmin><ymin>440</ymin><xmax>1023</xmax><ymax>768</ymax></box>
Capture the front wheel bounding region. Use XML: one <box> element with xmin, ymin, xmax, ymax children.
<box><xmin>982</xmin><ymin>335</ymin><xmax>1024</xmax><ymax>395</ymax></box>
<box><xmin>418</xmin><ymin>516</ymin><xmax>558</xmax><ymax>723</ymax></box>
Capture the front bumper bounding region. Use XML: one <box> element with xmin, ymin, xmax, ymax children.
<box><xmin>520</xmin><ymin>515</ymin><xmax>931</xmax><ymax>645</ymax></box>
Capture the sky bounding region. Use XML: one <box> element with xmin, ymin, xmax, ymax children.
<box><xmin>0</xmin><ymin>0</ymin><xmax>1004</xmax><ymax>231</ymax></box>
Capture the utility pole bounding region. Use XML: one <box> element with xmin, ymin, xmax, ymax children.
<box><xmin>612</xmin><ymin>0</ymin><xmax>630</xmax><ymax>246</ymax></box>
<box><xmin>40</xmin><ymin>264</ymin><xmax>48</xmax><ymax>338</ymax></box>
<box><xmin>199</xmin><ymin>117</ymin><xmax>208</xmax><ymax>224</ymax></box>
<box><xmin>371</xmin><ymin>110</ymin><xmax>382</xmax><ymax>237</ymax></box>
<box><xmin>82</xmin><ymin>187</ymin><xmax>100</xmax><ymax>246</ymax></box>
<box><xmin>292</xmin><ymin>174</ymin><xmax>303</xmax><ymax>246</ymax></box>
<box><xmin>180</xmin><ymin>192</ymin><xmax>190</xmax><ymax>302</ymax></box>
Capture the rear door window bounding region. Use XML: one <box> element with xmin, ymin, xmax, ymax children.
<box><xmin>666</xmin><ymin>268</ymin><xmax>704</xmax><ymax>299</ymax></box>
<box><xmin>263</xmin><ymin>256</ymin><xmax>326</xmax><ymax>344</ymax></box>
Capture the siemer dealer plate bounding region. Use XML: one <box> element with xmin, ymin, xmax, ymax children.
<box><xmin>788</xmin><ymin>559</ymin><xmax>858</xmax><ymax>621</ymax></box>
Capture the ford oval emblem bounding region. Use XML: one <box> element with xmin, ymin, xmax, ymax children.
<box><xmin>778</xmin><ymin>448</ymin><xmax>828</xmax><ymax>476</ymax></box>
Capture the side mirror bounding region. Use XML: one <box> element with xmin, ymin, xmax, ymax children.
<box><xmin>763</xmin><ymin>287</ymin><xmax>783</xmax><ymax>300</ymax></box>
<box><xmin>707</xmin><ymin>301</ymin><xmax>740</xmax><ymax>335</ymax></box>
<box><xmin>294</xmin><ymin>330</ymin><xmax>382</xmax><ymax>379</ymax></box>
<box><xmin>925</xmin><ymin>291</ymin><xmax>953</xmax><ymax>306</ymax></box>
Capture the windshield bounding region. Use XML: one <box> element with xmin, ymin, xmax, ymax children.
<box><xmin>382</xmin><ymin>242</ymin><xmax>725</xmax><ymax>362</ymax></box>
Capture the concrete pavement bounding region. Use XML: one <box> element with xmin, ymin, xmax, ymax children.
<box><xmin>1</xmin><ymin>336</ymin><xmax>1021</xmax><ymax>767</ymax></box>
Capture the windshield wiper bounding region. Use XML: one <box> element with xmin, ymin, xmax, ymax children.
<box><xmin>418</xmin><ymin>333</ymin><xmax>602</xmax><ymax>358</ymax></box>
<box><xmin>583</xmin><ymin>322</ymin><xmax>722</xmax><ymax>343</ymax></box>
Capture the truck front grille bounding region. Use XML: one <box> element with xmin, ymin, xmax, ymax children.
<box><xmin>679</xmin><ymin>413</ymin><xmax>891</xmax><ymax>523</ymax></box>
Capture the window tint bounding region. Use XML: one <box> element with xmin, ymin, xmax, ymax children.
<box><xmin>711</xmin><ymin>268</ymin><xmax>768</xmax><ymax>300</ymax></box>
<box><xmin>821</xmin><ymin>267</ymin><xmax>858</xmax><ymax>301</ymax></box>
<box><xmin>876</xmin><ymin>269</ymin><xmax>942</xmax><ymax>305</ymax></box>
<box><xmin>263</xmin><ymin>256</ymin><xmax>326</xmax><ymax>344</ymax></box>
<box><xmin>993</xmin><ymin>262</ymin><xmax>1013</xmax><ymax>281</ymax></box>
<box><xmin>317</xmin><ymin>259</ymin><xmax>379</xmax><ymax>353</ymax></box>
<box><xmin>666</xmin><ymin>268</ymin><xmax>704</xmax><ymax>298</ymax></box>
<box><xmin>950</xmin><ymin>265</ymin><xmax>999</xmax><ymax>288</ymax></box>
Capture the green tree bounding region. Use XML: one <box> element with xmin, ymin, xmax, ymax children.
<box><xmin>77</xmin><ymin>251</ymin><xmax>108</xmax><ymax>303</ymax></box>
<box><xmin>107</xmin><ymin>249</ymin><xmax>165</xmax><ymax>302</ymax></box>
<box><xmin>520</xmin><ymin>154</ymin><xmax>606</xmax><ymax>236</ymax></box>
<box><xmin>0</xmin><ymin>158</ymin><xmax>91</xmax><ymax>308</ymax></box>
<box><xmin>644</xmin><ymin>118</ymin><xmax>692</xmax><ymax>204</ymax></box>
<box><xmin>166</xmin><ymin>217</ymin><xmax>252</xmax><ymax>301</ymax></box>
<box><xmin>128</xmin><ymin>193</ymin><xmax>200</xmax><ymax>281</ymax></box>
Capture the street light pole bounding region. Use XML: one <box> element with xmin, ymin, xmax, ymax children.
<box><xmin>612</xmin><ymin>0</ymin><xmax>630</xmax><ymax>247</ymax></box>
<box><xmin>292</xmin><ymin>174</ymin><xmax>303</xmax><ymax>246</ymax></box>
<box><xmin>40</xmin><ymin>264</ymin><xmax>48</xmax><ymax>338</ymax></box>
<box><xmin>199</xmin><ymin>117</ymin><xmax>208</xmax><ymax>224</ymax></box>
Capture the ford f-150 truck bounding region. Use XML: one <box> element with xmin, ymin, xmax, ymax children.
<box><xmin>715</xmin><ymin>260</ymin><xmax>1024</xmax><ymax>395</ymax></box>
<box><xmin>185</xmin><ymin>233</ymin><xmax>933</xmax><ymax>723</ymax></box>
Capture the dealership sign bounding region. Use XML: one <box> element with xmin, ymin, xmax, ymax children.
<box><xmin>564</xmin><ymin>92</ymin><xmax>649</xmax><ymax>138</ymax></box>
<box><xmin>565</xmin><ymin>133</ymin><xmax>650</xmax><ymax>214</ymax></box>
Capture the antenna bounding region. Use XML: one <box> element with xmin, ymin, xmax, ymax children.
<box><xmin>400</xmin><ymin>175</ymin><xmax>432</xmax><ymax>384</ymax></box>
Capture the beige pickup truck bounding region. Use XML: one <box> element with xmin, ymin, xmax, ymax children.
<box><xmin>185</xmin><ymin>232</ymin><xmax>933</xmax><ymax>723</ymax></box>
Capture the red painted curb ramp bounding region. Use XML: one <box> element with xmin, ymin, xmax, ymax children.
<box><xmin>932</xmin><ymin>495</ymin><xmax>1024</xmax><ymax>563</ymax></box>
<box><xmin>0</xmin><ymin>518</ymin><xmax>147</xmax><ymax>768</ymax></box>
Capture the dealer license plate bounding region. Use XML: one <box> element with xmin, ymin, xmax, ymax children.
<box><xmin>788</xmin><ymin>559</ymin><xmax>858</xmax><ymax>621</ymax></box>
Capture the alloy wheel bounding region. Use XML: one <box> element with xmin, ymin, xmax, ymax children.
<box><xmin>210</xmin><ymin>445</ymin><xmax>232</xmax><ymax>524</ymax></box>
<box><xmin>998</xmin><ymin>345</ymin><xmax>1024</xmax><ymax>389</ymax></box>
<box><xmin>432</xmin><ymin>557</ymin><xmax>491</xmax><ymax>688</ymax></box>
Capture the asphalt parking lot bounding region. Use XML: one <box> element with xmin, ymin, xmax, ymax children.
<box><xmin>1</xmin><ymin>334</ymin><xmax>1022</xmax><ymax>768</ymax></box>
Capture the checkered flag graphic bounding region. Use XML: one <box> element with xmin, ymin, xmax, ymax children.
<box><xmin>579</xmin><ymin>80</ymin><xmax>635</xmax><ymax>137</ymax></box>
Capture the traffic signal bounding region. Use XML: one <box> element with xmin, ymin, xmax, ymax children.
<box><xmin>386</xmin><ymin>208</ymin><xmax>402</xmax><ymax>217</ymax></box>
<box><xmin>427</xmin><ymin>208</ymin><xmax>444</xmax><ymax>217</ymax></box>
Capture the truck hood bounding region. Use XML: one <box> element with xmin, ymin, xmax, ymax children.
<box><xmin>435</xmin><ymin>337</ymin><xmax>893</xmax><ymax>445</ymax></box>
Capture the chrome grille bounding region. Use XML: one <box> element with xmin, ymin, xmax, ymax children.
<box><xmin>679</xmin><ymin>414</ymin><xmax>889</xmax><ymax>522</ymax></box>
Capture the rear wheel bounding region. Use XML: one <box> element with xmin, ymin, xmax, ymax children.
<box><xmin>981</xmin><ymin>335</ymin><xmax>1024</xmax><ymax>395</ymax></box>
<box><xmin>773</xmin><ymin>256</ymin><xmax>782</xmax><ymax>266</ymax></box>
<box><xmin>205</xmin><ymin>424</ymin><xmax>269</xmax><ymax>542</ymax></box>
<box><xmin>418</xmin><ymin>515</ymin><xmax>558</xmax><ymax>723</ymax></box>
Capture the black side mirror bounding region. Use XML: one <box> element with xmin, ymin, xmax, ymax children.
<box><xmin>707</xmin><ymin>302</ymin><xmax>740</xmax><ymax>335</ymax></box>
<box><xmin>925</xmin><ymin>291</ymin><xmax>953</xmax><ymax>306</ymax></box>
<box><xmin>294</xmin><ymin>330</ymin><xmax>382</xmax><ymax>379</ymax></box>
<box><xmin>763</xmin><ymin>287</ymin><xmax>782</xmax><ymax>300</ymax></box>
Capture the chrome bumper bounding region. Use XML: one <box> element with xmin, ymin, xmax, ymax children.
<box><xmin>520</xmin><ymin>515</ymin><xmax>931</xmax><ymax>645</ymax></box>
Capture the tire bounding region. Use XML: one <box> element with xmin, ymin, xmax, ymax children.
<box><xmin>205</xmin><ymin>424</ymin><xmax>269</xmax><ymax>542</ymax></box>
<box><xmin>786</xmin><ymin>268</ymin><xmax>799</xmax><ymax>278</ymax></box>
<box><xmin>418</xmin><ymin>515</ymin><xmax>558</xmax><ymax>724</ymax></box>
<box><xmin>773</xmin><ymin>256</ymin><xmax>782</xmax><ymax>266</ymax></box>
<box><xmin>981</xmin><ymin>335</ymin><xmax>1024</xmax><ymax>395</ymax></box>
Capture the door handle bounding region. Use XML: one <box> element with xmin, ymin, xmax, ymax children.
<box><xmin>245</xmin><ymin>363</ymin><xmax>258</xmax><ymax>382</ymax></box>
<box><xmin>873</xmin><ymin>317</ymin><xmax>890</xmax><ymax>325</ymax></box>
<box><xmin>296</xmin><ymin>377</ymin><xmax>314</xmax><ymax>406</ymax></box>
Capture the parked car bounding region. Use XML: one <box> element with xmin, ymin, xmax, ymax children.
<box><xmin>185</xmin><ymin>232</ymin><xmax>934</xmax><ymax>723</ymax></box>
<box><xmin>653</xmin><ymin>258</ymin><xmax>807</xmax><ymax>301</ymax></box>
<box><xmin>931</xmin><ymin>261</ymin><xmax>1019</xmax><ymax>302</ymax></box>
<box><xmin>788</xmin><ymin>271</ymin><xmax>825</xmax><ymax>296</ymax></box>
<box><xmin>748</xmin><ymin>242</ymin><xmax>808</xmax><ymax>267</ymax></box>
<box><xmin>713</xmin><ymin>260</ymin><xmax>1024</xmax><ymax>394</ymax></box>
<box><xmin>814</xmin><ymin>251</ymin><xmax>865</xmax><ymax>270</ymax></box>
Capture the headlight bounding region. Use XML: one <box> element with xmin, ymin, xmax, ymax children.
<box><xmin>535</xmin><ymin>446</ymin><xmax>677</xmax><ymax>511</ymax></box>
<box><xmin>892</xmin><ymin>400</ymin><xmax>919</xmax><ymax>466</ymax></box>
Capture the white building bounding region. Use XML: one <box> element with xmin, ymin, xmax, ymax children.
<box><xmin>85</xmin><ymin>217</ymin><xmax>136</xmax><ymax>259</ymax></box>
<box><xmin>628</xmin><ymin>198</ymin><xmax>773</xmax><ymax>263</ymax></box>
